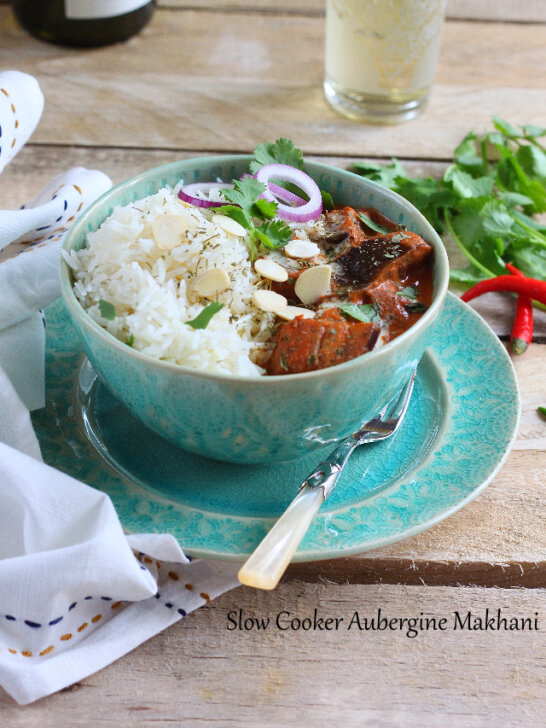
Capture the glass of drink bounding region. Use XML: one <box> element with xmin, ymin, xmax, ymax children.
<box><xmin>324</xmin><ymin>0</ymin><xmax>447</xmax><ymax>124</ymax></box>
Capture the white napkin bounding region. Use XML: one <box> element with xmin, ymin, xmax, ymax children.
<box><xmin>0</xmin><ymin>368</ymin><xmax>240</xmax><ymax>705</ymax></box>
<box><xmin>0</xmin><ymin>71</ymin><xmax>43</xmax><ymax>175</ymax></box>
<box><xmin>0</xmin><ymin>70</ymin><xmax>111</xmax><ymax>411</ymax></box>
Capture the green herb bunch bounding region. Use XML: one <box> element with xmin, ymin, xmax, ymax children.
<box><xmin>352</xmin><ymin>117</ymin><xmax>546</xmax><ymax>288</ymax></box>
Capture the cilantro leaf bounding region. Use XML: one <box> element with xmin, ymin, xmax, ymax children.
<box><xmin>221</xmin><ymin>178</ymin><xmax>267</xmax><ymax>217</ymax></box>
<box><xmin>453</xmin><ymin>132</ymin><xmax>484</xmax><ymax>173</ymax></box>
<box><xmin>339</xmin><ymin>303</ymin><xmax>380</xmax><ymax>324</ymax></box>
<box><xmin>253</xmin><ymin>197</ymin><xmax>278</xmax><ymax>219</ymax></box>
<box><xmin>444</xmin><ymin>166</ymin><xmax>494</xmax><ymax>199</ymax></box>
<box><xmin>492</xmin><ymin>116</ymin><xmax>522</xmax><ymax>139</ymax></box>
<box><xmin>215</xmin><ymin>204</ymin><xmax>253</xmax><ymax>230</ymax></box>
<box><xmin>321</xmin><ymin>190</ymin><xmax>335</xmax><ymax>211</ymax></box>
<box><xmin>395</xmin><ymin>286</ymin><xmax>419</xmax><ymax>301</ymax></box>
<box><xmin>351</xmin><ymin>158</ymin><xmax>408</xmax><ymax>189</ymax></box>
<box><xmin>250</xmin><ymin>138</ymin><xmax>304</xmax><ymax>174</ymax></box>
<box><xmin>98</xmin><ymin>299</ymin><xmax>116</xmax><ymax>320</ymax></box>
<box><xmin>217</xmin><ymin>173</ymin><xmax>291</xmax><ymax>258</ymax></box>
<box><xmin>516</xmin><ymin>145</ymin><xmax>546</xmax><ymax>185</ymax></box>
<box><xmin>186</xmin><ymin>302</ymin><xmax>224</xmax><ymax>330</ymax></box>
<box><xmin>497</xmin><ymin>191</ymin><xmax>534</xmax><ymax>209</ymax></box>
<box><xmin>511</xmin><ymin>247</ymin><xmax>546</xmax><ymax>279</ymax></box>
<box><xmin>254</xmin><ymin>220</ymin><xmax>292</xmax><ymax>249</ymax></box>
<box><xmin>395</xmin><ymin>177</ymin><xmax>457</xmax><ymax>233</ymax></box>
<box><xmin>358</xmin><ymin>212</ymin><xmax>392</xmax><ymax>235</ymax></box>
<box><xmin>125</xmin><ymin>334</ymin><xmax>135</xmax><ymax>347</ymax></box>
<box><xmin>538</xmin><ymin>406</ymin><xmax>546</xmax><ymax>420</ymax></box>
<box><xmin>449</xmin><ymin>267</ymin><xmax>488</xmax><ymax>287</ymax></box>
<box><xmin>521</xmin><ymin>124</ymin><xmax>546</xmax><ymax>139</ymax></box>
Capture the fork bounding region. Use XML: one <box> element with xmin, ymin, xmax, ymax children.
<box><xmin>237</xmin><ymin>368</ymin><xmax>417</xmax><ymax>590</ymax></box>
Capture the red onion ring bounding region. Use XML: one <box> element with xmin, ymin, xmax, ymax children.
<box><xmin>177</xmin><ymin>182</ymin><xmax>233</xmax><ymax>208</ymax></box>
<box><xmin>255</xmin><ymin>164</ymin><xmax>322</xmax><ymax>223</ymax></box>
<box><xmin>243</xmin><ymin>173</ymin><xmax>307</xmax><ymax>207</ymax></box>
<box><xmin>268</xmin><ymin>182</ymin><xmax>307</xmax><ymax>207</ymax></box>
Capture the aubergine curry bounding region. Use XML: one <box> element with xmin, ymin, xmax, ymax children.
<box><xmin>265</xmin><ymin>206</ymin><xmax>433</xmax><ymax>375</ymax></box>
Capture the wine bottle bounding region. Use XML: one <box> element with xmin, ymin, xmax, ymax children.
<box><xmin>13</xmin><ymin>0</ymin><xmax>155</xmax><ymax>48</ymax></box>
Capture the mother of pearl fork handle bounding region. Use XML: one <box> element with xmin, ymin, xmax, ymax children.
<box><xmin>237</xmin><ymin>369</ymin><xmax>417</xmax><ymax>590</ymax></box>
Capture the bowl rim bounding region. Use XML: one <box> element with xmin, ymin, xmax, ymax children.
<box><xmin>60</xmin><ymin>155</ymin><xmax>450</xmax><ymax>384</ymax></box>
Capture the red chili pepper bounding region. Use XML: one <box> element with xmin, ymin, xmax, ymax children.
<box><xmin>505</xmin><ymin>263</ymin><xmax>534</xmax><ymax>354</ymax></box>
<box><xmin>461</xmin><ymin>275</ymin><xmax>546</xmax><ymax>306</ymax></box>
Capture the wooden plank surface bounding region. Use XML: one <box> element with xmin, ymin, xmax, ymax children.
<box><xmin>1</xmin><ymin>9</ymin><xmax>545</xmax><ymax>159</ymax></box>
<box><xmin>2</xmin><ymin>0</ymin><xmax>546</xmax><ymax>23</ymax></box>
<box><xmin>1</xmin><ymin>583</ymin><xmax>544</xmax><ymax>725</ymax></box>
<box><xmin>160</xmin><ymin>0</ymin><xmax>546</xmax><ymax>23</ymax></box>
<box><xmin>1</xmin><ymin>2</ymin><xmax>545</xmax><ymax>721</ymax></box>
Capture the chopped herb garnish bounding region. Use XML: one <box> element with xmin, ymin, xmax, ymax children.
<box><xmin>339</xmin><ymin>303</ymin><xmax>380</xmax><ymax>324</ymax></box>
<box><xmin>186</xmin><ymin>302</ymin><xmax>224</xmax><ymax>330</ymax></box>
<box><xmin>321</xmin><ymin>190</ymin><xmax>335</xmax><ymax>211</ymax></box>
<box><xmin>98</xmin><ymin>299</ymin><xmax>116</xmax><ymax>320</ymax></box>
<box><xmin>125</xmin><ymin>334</ymin><xmax>135</xmax><ymax>347</ymax></box>
<box><xmin>395</xmin><ymin>286</ymin><xmax>419</xmax><ymax>301</ymax></box>
<box><xmin>279</xmin><ymin>352</ymin><xmax>289</xmax><ymax>371</ymax></box>
<box><xmin>538</xmin><ymin>406</ymin><xmax>546</xmax><ymax>420</ymax></box>
<box><xmin>357</xmin><ymin>212</ymin><xmax>392</xmax><ymax>235</ymax></box>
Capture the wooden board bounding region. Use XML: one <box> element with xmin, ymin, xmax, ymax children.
<box><xmin>1</xmin><ymin>9</ymin><xmax>545</xmax><ymax>159</ymax></box>
<box><xmin>1</xmin><ymin>583</ymin><xmax>544</xmax><ymax>725</ymax></box>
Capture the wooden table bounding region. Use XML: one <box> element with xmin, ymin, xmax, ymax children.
<box><xmin>0</xmin><ymin>1</ymin><xmax>545</xmax><ymax>725</ymax></box>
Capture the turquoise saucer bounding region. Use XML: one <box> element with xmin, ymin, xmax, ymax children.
<box><xmin>34</xmin><ymin>293</ymin><xmax>520</xmax><ymax>561</ymax></box>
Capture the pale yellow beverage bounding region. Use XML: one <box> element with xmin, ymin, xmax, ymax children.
<box><xmin>324</xmin><ymin>0</ymin><xmax>446</xmax><ymax>123</ymax></box>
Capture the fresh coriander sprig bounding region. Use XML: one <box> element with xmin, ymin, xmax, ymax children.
<box><xmin>217</xmin><ymin>177</ymin><xmax>292</xmax><ymax>259</ymax></box>
<box><xmin>351</xmin><ymin>117</ymin><xmax>546</xmax><ymax>294</ymax></box>
<box><xmin>250</xmin><ymin>138</ymin><xmax>304</xmax><ymax>174</ymax></box>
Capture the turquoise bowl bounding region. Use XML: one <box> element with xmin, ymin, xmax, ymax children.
<box><xmin>60</xmin><ymin>157</ymin><xmax>449</xmax><ymax>464</ymax></box>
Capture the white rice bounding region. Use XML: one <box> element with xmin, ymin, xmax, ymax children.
<box><xmin>64</xmin><ymin>186</ymin><xmax>325</xmax><ymax>376</ymax></box>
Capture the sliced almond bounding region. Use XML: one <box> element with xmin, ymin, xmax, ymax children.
<box><xmin>252</xmin><ymin>289</ymin><xmax>288</xmax><ymax>313</ymax></box>
<box><xmin>277</xmin><ymin>306</ymin><xmax>315</xmax><ymax>321</ymax></box>
<box><xmin>152</xmin><ymin>214</ymin><xmax>187</xmax><ymax>250</ymax></box>
<box><xmin>254</xmin><ymin>257</ymin><xmax>289</xmax><ymax>282</ymax></box>
<box><xmin>212</xmin><ymin>214</ymin><xmax>247</xmax><ymax>237</ymax></box>
<box><xmin>294</xmin><ymin>264</ymin><xmax>332</xmax><ymax>305</ymax></box>
<box><xmin>191</xmin><ymin>268</ymin><xmax>231</xmax><ymax>298</ymax></box>
<box><xmin>284</xmin><ymin>240</ymin><xmax>320</xmax><ymax>259</ymax></box>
